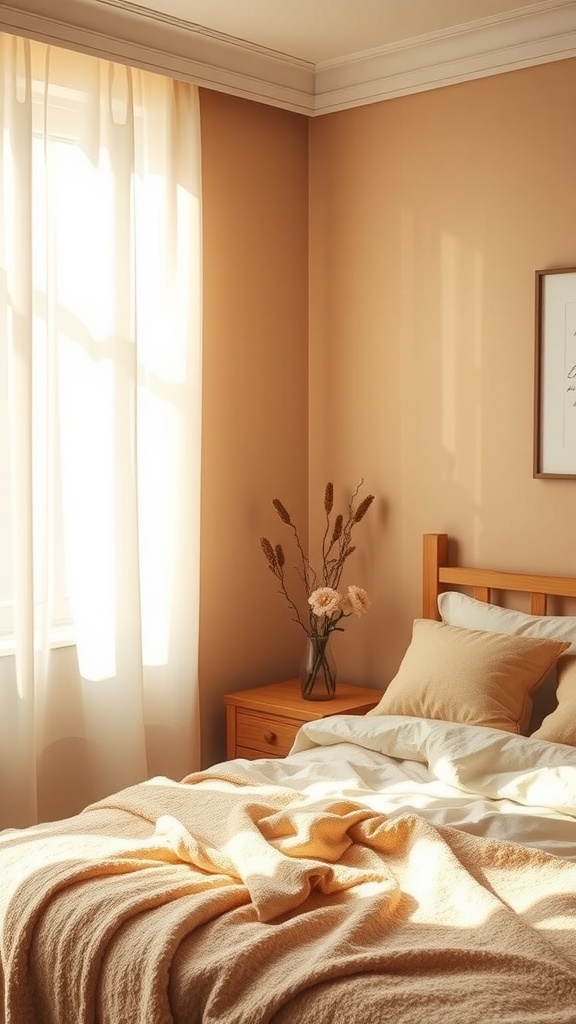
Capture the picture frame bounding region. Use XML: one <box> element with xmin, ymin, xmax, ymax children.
<box><xmin>534</xmin><ymin>267</ymin><xmax>576</xmax><ymax>478</ymax></box>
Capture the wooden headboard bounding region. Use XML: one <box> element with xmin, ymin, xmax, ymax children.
<box><xmin>423</xmin><ymin>533</ymin><xmax>576</xmax><ymax>620</ymax></box>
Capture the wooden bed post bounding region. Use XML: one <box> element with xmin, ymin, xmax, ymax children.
<box><xmin>422</xmin><ymin>533</ymin><xmax>448</xmax><ymax>620</ymax></box>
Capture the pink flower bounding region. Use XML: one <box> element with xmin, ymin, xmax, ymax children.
<box><xmin>308</xmin><ymin>587</ymin><xmax>341</xmax><ymax>617</ymax></box>
<box><xmin>340</xmin><ymin>585</ymin><xmax>371</xmax><ymax>617</ymax></box>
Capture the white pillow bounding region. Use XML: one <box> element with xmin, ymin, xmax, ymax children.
<box><xmin>438</xmin><ymin>592</ymin><xmax>576</xmax><ymax>651</ymax></box>
<box><xmin>438</xmin><ymin>591</ymin><xmax>576</xmax><ymax>731</ymax></box>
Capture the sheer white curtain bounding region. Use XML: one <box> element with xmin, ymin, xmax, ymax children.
<box><xmin>0</xmin><ymin>33</ymin><xmax>202</xmax><ymax>829</ymax></box>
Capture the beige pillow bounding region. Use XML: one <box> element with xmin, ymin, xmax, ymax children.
<box><xmin>438</xmin><ymin>591</ymin><xmax>576</xmax><ymax>731</ymax></box>
<box><xmin>531</xmin><ymin>658</ymin><xmax>576</xmax><ymax>745</ymax></box>
<box><xmin>368</xmin><ymin>619</ymin><xmax>570</xmax><ymax>735</ymax></box>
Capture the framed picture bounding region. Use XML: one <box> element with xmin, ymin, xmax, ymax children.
<box><xmin>534</xmin><ymin>267</ymin><xmax>576</xmax><ymax>478</ymax></box>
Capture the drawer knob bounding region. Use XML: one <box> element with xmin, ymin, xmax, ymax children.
<box><xmin>263</xmin><ymin>730</ymin><xmax>276</xmax><ymax>744</ymax></box>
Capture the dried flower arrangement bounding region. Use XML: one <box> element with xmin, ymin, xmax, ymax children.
<box><xmin>260</xmin><ymin>482</ymin><xmax>374</xmax><ymax>698</ymax></box>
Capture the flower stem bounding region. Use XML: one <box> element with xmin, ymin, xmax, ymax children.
<box><xmin>301</xmin><ymin>636</ymin><xmax>336</xmax><ymax>698</ymax></box>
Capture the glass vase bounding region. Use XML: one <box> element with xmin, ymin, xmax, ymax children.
<box><xmin>300</xmin><ymin>634</ymin><xmax>336</xmax><ymax>701</ymax></box>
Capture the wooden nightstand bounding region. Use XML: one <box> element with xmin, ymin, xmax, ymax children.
<box><xmin>224</xmin><ymin>679</ymin><xmax>382</xmax><ymax>760</ymax></box>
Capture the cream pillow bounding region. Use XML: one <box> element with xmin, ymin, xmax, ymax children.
<box><xmin>531</xmin><ymin>658</ymin><xmax>576</xmax><ymax>745</ymax></box>
<box><xmin>368</xmin><ymin>618</ymin><xmax>570</xmax><ymax>735</ymax></box>
<box><xmin>438</xmin><ymin>592</ymin><xmax>576</xmax><ymax>650</ymax></box>
<box><xmin>438</xmin><ymin>592</ymin><xmax>576</xmax><ymax>731</ymax></box>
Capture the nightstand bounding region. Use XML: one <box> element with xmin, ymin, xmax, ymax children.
<box><xmin>224</xmin><ymin>679</ymin><xmax>382</xmax><ymax>760</ymax></box>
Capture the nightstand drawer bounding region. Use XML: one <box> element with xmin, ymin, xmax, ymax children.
<box><xmin>235</xmin><ymin>710</ymin><xmax>303</xmax><ymax>757</ymax></box>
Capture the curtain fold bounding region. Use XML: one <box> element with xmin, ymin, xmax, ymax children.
<box><xmin>0</xmin><ymin>33</ymin><xmax>202</xmax><ymax>829</ymax></box>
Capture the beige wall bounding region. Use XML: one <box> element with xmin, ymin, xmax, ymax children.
<box><xmin>198</xmin><ymin>59</ymin><xmax>576</xmax><ymax>766</ymax></box>
<box><xmin>308</xmin><ymin>58</ymin><xmax>576</xmax><ymax>691</ymax></box>
<box><xmin>199</xmin><ymin>90</ymin><xmax>309</xmax><ymax>766</ymax></box>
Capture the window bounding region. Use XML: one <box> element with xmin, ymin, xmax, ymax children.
<box><xmin>0</xmin><ymin>37</ymin><xmax>202</xmax><ymax>673</ymax></box>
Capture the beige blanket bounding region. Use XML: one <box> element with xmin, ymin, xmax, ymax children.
<box><xmin>1</xmin><ymin>769</ymin><xmax>576</xmax><ymax>1024</ymax></box>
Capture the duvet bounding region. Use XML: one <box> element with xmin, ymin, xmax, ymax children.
<box><xmin>1</xmin><ymin>715</ymin><xmax>576</xmax><ymax>1024</ymax></box>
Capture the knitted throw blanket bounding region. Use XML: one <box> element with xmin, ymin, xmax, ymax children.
<box><xmin>1</xmin><ymin>768</ymin><xmax>576</xmax><ymax>1024</ymax></box>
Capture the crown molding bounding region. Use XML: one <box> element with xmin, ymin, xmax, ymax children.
<box><xmin>313</xmin><ymin>1</ymin><xmax>576</xmax><ymax>113</ymax></box>
<box><xmin>0</xmin><ymin>0</ymin><xmax>316</xmax><ymax>114</ymax></box>
<box><xmin>0</xmin><ymin>0</ymin><xmax>575</xmax><ymax>116</ymax></box>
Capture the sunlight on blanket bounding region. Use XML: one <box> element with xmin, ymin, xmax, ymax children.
<box><xmin>405</xmin><ymin>830</ymin><xmax>494</xmax><ymax>928</ymax></box>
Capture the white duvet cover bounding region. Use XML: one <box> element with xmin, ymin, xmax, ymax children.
<box><xmin>222</xmin><ymin>715</ymin><xmax>576</xmax><ymax>861</ymax></box>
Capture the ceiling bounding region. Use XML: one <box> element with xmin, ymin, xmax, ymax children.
<box><xmin>2</xmin><ymin>0</ymin><xmax>576</xmax><ymax>114</ymax></box>
<box><xmin>129</xmin><ymin>0</ymin><xmax>561</xmax><ymax>64</ymax></box>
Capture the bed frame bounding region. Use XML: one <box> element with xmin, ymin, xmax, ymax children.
<box><xmin>423</xmin><ymin>533</ymin><xmax>576</xmax><ymax>620</ymax></box>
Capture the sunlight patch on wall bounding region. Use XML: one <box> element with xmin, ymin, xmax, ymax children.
<box><xmin>439</xmin><ymin>232</ymin><xmax>458</xmax><ymax>461</ymax></box>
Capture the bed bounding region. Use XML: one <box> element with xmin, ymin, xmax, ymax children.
<box><xmin>2</xmin><ymin>533</ymin><xmax>576</xmax><ymax>1023</ymax></box>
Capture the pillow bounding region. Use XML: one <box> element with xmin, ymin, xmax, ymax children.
<box><xmin>438</xmin><ymin>591</ymin><xmax>576</xmax><ymax>650</ymax></box>
<box><xmin>367</xmin><ymin>618</ymin><xmax>570</xmax><ymax>735</ymax></box>
<box><xmin>531</xmin><ymin>658</ymin><xmax>576</xmax><ymax>745</ymax></box>
<box><xmin>438</xmin><ymin>592</ymin><xmax>576</xmax><ymax>731</ymax></box>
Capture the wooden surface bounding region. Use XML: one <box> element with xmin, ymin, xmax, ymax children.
<box><xmin>423</xmin><ymin>533</ymin><xmax>576</xmax><ymax>619</ymax></box>
<box><xmin>224</xmin><ymin>679</ymin><xmax>382</xmax><ymax>760</ymax></box>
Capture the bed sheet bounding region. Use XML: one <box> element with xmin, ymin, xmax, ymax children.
<box><xmin>220</xmin><ymin>714</ymin><xmax>576</xmax><ymax>861</ymax></box>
